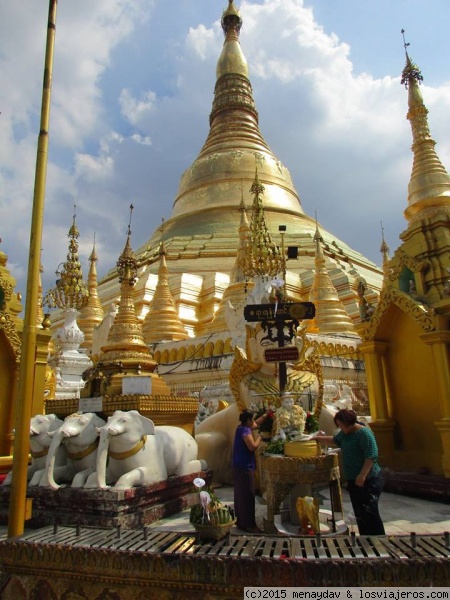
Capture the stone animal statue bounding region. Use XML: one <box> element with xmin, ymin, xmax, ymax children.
<box><xmin>85</xmin><ymin>410</ymin><xmax>207</xmax><ymax>490</ymax></box>
<box><xmin>296</xmin><ymin>496</ymin><xmax>321</xmax><ymax>534</ymax></box>
<box><xmin>195</xmin><ymin>403</ymin><xmax>240</xmax><ymax>484</ymax></box>
<box><xmin>2</xmin><ymin>414</ymin><xmax>67</xmax><ymax>487</ymax></box>
<box><xmin>40</xmin><ymin>412</ymin><xmax>106</xmax><ymax>490</ymax></box>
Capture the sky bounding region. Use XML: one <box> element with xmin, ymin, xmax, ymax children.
<box><xmin>1</xmin><ymin>0</ymin><xmax>450</xmax><ymax>302</ymax></box>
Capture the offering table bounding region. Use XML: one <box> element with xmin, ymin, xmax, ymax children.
<box><xmin>260</xmin><ymin>452</ymin><xmax>343</xmax><ymax>533</ymax></box>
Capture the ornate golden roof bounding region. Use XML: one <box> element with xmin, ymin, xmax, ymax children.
<box><xmin>307</xmin><ymin>223</ymin><xmax>355</xmax><ymax>334</ymax></box>
<box><xmin>0</xmin><ymin>247</ymin><xmax>23</xmax><ymax>360</ymax></box>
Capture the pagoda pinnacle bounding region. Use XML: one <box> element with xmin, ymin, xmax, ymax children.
<box><xmin>44</xmin><ymin>207</ymin><xmax>89</xmax><ymax>311</ymax></box>
<box><xmin>400</xmin><ymin>31</ymin><xmax>450</xmax><ymax>222</ymax></box>
<box><xmin>99</xmin><ymin>207</ymin><xmax>156</xmax><ymax>387</ymax></box>
<box><xmin>78</xmin><ymin>236</ymin><xmax>104</xmax><ymax>353</ymax></box>
<box><xmin>207</xmin><ymin>196</ymin><xmax>252</xmax><ymax>333</ymax></box>
<box><xmin>307</xmin><ymin>220</ymin><xmax>355</xmax><ymax>334</ymax></box>
<box><xmin>379</xmin><ymin>222</ymin><xmax>390</xmax><ymax>285</ymax></box>
<box><xmin>217</xmin><ymin>1</ymin><xmax>248</xmax><ymax>80</ymax></box>
<box><xmin>142</xmin><ymin>221</ymin><xmax>188</xmax><ymax>343</ymax></box>
<box><xmin>241</xmin><ymin>169</ymin><xmax>283</xmax><ymax>282</ymax></box>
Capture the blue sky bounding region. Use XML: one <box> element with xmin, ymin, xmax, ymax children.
<box><xmin>1</xmin><ymin>0</ymin><xmax>450</xmax><ymax>299</ymax></box>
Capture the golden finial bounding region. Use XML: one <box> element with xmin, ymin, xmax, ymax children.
<box><xmin>117</xmin><ymin>204</ymin><xmax>138</xmax><ymax>286</ymax></box>
<box><xmin>379</xmin><ymin>221</ymin><xmax>390</xmax><ymax>257</ymax></box>
<box><xmin>44</xmin><ymin>208</ymin><xmax>89</xmax><ymax>310</ymax></box>
<box><xmin>159</xmin><ymin>217</ymin><xmax>166</xmax><ymax>255</ymax></box>
<box><xmin>313</xmin><ymin>212</ymin><xmax>323</xmax><ymax>243</ymax></box>
<box><xmin>222</xmin><ymin>0</ymin><xmax>242</xmax><ymax>35</ymax></box>
<box><xmin>400</xmin><ymin>30</ymin><xmax>423</xmax><ymax>89</ymax></box>
<box><xmin>89</xmin><ymin>233</ymin><xmax>98</xmax><ymax>262</ymax></box>
<box><xmin>241</xmin><ymin>168</ymin><xmax>282</xmax><ymax>280</ymax></box>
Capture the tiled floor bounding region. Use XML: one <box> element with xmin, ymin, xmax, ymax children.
<box><xmin>1</xmin><ymin>486</ymin><xmax>449</xmax><ymax>540</ymax></box>
<box><xmin>142</xmin><ymin>485</ymin><xmax>450</xmax><ymax>537</ymax></box>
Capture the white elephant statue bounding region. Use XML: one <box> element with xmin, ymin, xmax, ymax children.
<box><xmin>2</xmin><ymin>414</ymin><xmax>67</xmax><ymax>487</ymax></box>
<box><xmin>195</xmin><ymin>403</ymin><xmax>240</xmax><ymax>484</ymax></box>
<box><xmin>85</xmin><ymin>409</ymin><xmax>207</xmax><ymax>490</ymax></box>
<box><xmin>40</xmin><ymin>412</ymin><xmax>106</xmax><ymax>490</ymax></box>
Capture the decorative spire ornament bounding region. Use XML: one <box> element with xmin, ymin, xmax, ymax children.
<box><xmin>44</xmin><ymin>206</ymin><xmax>89</xmax><ymax>311</ymax></box>
<box><xmin>241</xmin><ymin>168</ymin><xmax>283</xmax><ymax>282</ymax></box>
<box><xmin>400</xmin><ymin>30</ymin><xmax>450</xmax><ymax>222</ymax></box>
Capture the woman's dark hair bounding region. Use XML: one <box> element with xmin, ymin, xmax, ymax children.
<box><xmin>334</xmin><ymin>409</ymin><xmax>357</xmax><ymax>427</ymax></box>
<box><xmin>239</xmin><ymin>409</ymin><xmax>254</xmax><ymax>425</ymax></box>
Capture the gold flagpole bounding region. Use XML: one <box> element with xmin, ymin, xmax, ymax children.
<box><xmin>8</xmin><ymin>0</ymin><xmax>58</xmax><ymax>537</ymax></box>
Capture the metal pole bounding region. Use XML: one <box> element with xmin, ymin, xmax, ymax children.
<box><xmin>8</xmin><ymin>0</ymin><xmax>58</xmax><ymax>538</ymax></box>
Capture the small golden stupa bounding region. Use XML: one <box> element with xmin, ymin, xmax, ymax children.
<box><xmin>358</xmin><ymin>38</ymin><xmax>450</xmax><ymax>479</ymax></box>
<box><xmin>80</xmin><ymin>207</ymin><xmax>198</xmax><ymax>430</ymax></box>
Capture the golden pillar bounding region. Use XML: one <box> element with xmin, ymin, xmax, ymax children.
<box><xmin>358</xmin><ymin>340</ymin><xmax>396</xmax><ymax>463</ymax></box>
<box><xmin>8</xmin><ymin>0</ymin><xmax>58</xmax><ymax>537</ymax></box>
<box><xmin>420</xmin><ymin>329</ymin><xmax>450</xmax><ymax>477</ymax></box>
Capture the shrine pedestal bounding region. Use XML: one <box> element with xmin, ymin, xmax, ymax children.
<box><xmin>260</xmin><ymin>453</ymin><xmax>343</xmax><ymax>534</ymax></box>
<box><xmin>0</xmin><ymin>470</ymin><xmax>212</xmax><ymax>529</ymax></box>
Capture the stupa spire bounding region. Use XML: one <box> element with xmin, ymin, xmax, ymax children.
<box><xmin>241</xmin><ymin>169</ymin><xmax>283</xmax><ymax>282</ymax></box>
<box><xmin>379</xmin><ymin>222</ymin><xmax>390</xmax><ymax>285</ymax></box>
<box><xmin>78</xmin><ymin>235</ymin><xmax>104</xmax><ymax>354</ymax></box>
<box><xmin>142</xmin><ymin>219</ymin><xmax>188</xmax><ymax>343</ymax></box>
<box><xmin>307</xmin><ymin>219</ymin><xmax>355</xmax><ymax>334</ymax></box>
<box><xmin>98</xmin><ymin>206</ymin><xmax>157</xmax><ymax>393</ymax></box>
<box><xmin>44</xmin><ymin>206</ymin><xmax>89</xmax><ymax>311</ymax></box>
<box><xmin>400</xmin><ymin>30</ymin><xmax>450</xmax><ymax>222</ymax></box>
<box><xmin>207</xmin><ymin>195</ymin><xmax>252</xmax><ymax>333</ymax></box>
<box><xmin>161</xmin><ymin>0</ymin><xmax>306</xmax><ymax>240</ymax></box>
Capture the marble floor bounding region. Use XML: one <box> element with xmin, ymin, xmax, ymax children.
<box><xmin>1</xmin><ymin>485</ymin><xmax>449</xmax><ymax>540</ymax></box>
<box><xmin>142</xmin><ymin>485</ymin><xmax>450</xmax><ymax>537</ymax></box>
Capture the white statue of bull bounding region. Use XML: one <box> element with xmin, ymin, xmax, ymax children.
<box><xmin>2</xmin><ymin>414</ymin><xmax>67</xmax><ymax>487</ymax></box>
<box><xmin>40</xmin><ymin>412</ymin><xmax>105</xmax><ymax>490</ymax></box>
<box><xmin>85</xmin><ymin>410</ymin><xmax>207</xmax><ymax>490</ymax></box>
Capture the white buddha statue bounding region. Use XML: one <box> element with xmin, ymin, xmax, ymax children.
<box><xmin>272</xmin><ymin>393</ymin><xmax>306</xmax><ymax>440</ymax></box>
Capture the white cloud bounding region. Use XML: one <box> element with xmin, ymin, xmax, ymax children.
<box><xmin>119</xmin><ymin>89</ymin><xmax>156</xmax><ymax>126</ymax></box>
<box><xmin>1</xmin><ymin>0</ymin><xmax>450</xmax><ymax>300</ymax></box>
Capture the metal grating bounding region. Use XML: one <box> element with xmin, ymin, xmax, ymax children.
<box><xmin>15</xmin><ymin>526</ymin><xmax>450</xmax><ymax>561</ymax></box>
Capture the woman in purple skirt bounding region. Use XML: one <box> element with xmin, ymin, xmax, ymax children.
<box><xmin>232</xmin><ymin>409</ymin><xmax>269</xmax><ymax>533</ymax></box>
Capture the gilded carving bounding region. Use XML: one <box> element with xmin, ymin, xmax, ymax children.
<box><xmin>388</xmin><ymin>248</ymin><xmax>427</xmax><ymax>281</ymax></box>
<box><xmin>0</xmin><ymin>310</ymin><xmax>21</xmax><ymax>360</ymax></box>
<box><xmin>361</xmin><ymin>287</ymin><xmax>435</xmax><ymax>342</ymax></box>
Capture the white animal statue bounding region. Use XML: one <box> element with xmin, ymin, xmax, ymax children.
<box><xmin>85</xmin><ymin>410</ymin><xmax>207</xmax><ymax>490</ymax></box>
<box><xmin>195</xmin><ymin>403</ymin><xmax>240</xmax><ymax>484</ymax></box>
<box><xmin>40</xmin><ymin>412</ymin><xmax>106</xmax><ymax>490</ymax></box>
<box><xmin>2</xmin><ymin>414</ymin><xmax>67</xmax><ymax>487</ymax></box>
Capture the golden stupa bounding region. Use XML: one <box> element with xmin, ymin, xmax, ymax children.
<box><xmin>97</xmin><ymin>0</ymin><xmax>383</xmax><ymax>333</ymax></box>
<box><xmin>359</xmin><ymin>44</ymin><xmax>450</xmax><ymax>478</ymax></box>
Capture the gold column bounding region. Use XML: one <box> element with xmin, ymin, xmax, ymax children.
<box><xmin>358</xmin><ymin>340</ymin><xmax>396</xmax><ymax>462</ymax></box>
<box><xmin>8</xmin><ymin>0</ymin><xmax>58</xmax><ymax>537</ymax></box>
<box><xmin>419</xmin><ymin>330</ymin><xmax>450</xmax><ymax>419</ymax></box>
<box><xmin>420</xmin><ymin>329</ymin><xmax>450</xmax><ymax>477</ymax></box>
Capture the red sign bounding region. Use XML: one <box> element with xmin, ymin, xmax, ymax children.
<box><xmin>264</xmin><ymin>346</ymin><xmax>299</xmax><ymax>363</ymax></box>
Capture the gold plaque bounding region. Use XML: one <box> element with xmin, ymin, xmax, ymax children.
<box><xmin>289</xmin><ymin>304</ymin><xmax>307</xmax><ymax>320</ymax></box>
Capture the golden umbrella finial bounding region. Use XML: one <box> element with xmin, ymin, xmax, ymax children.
<box><xmin>117</xmin><ymin>204</ymin><xmax>138</xmax><ymax>286</ymax></box>
<box><xmin>44</xmin><ymin>208</ymin><xmax>89</xmax><ymax>311</ymax></box>
<box><xmin>400</xmin><ymin>29</ymin><xmax>423</xmax><ymax>89</ymax></box>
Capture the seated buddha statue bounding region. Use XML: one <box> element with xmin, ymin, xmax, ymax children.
<box><xmin>272</xmin><ymin>393</ymin><xmax>306</xmax><ymax>440</ymax></box>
